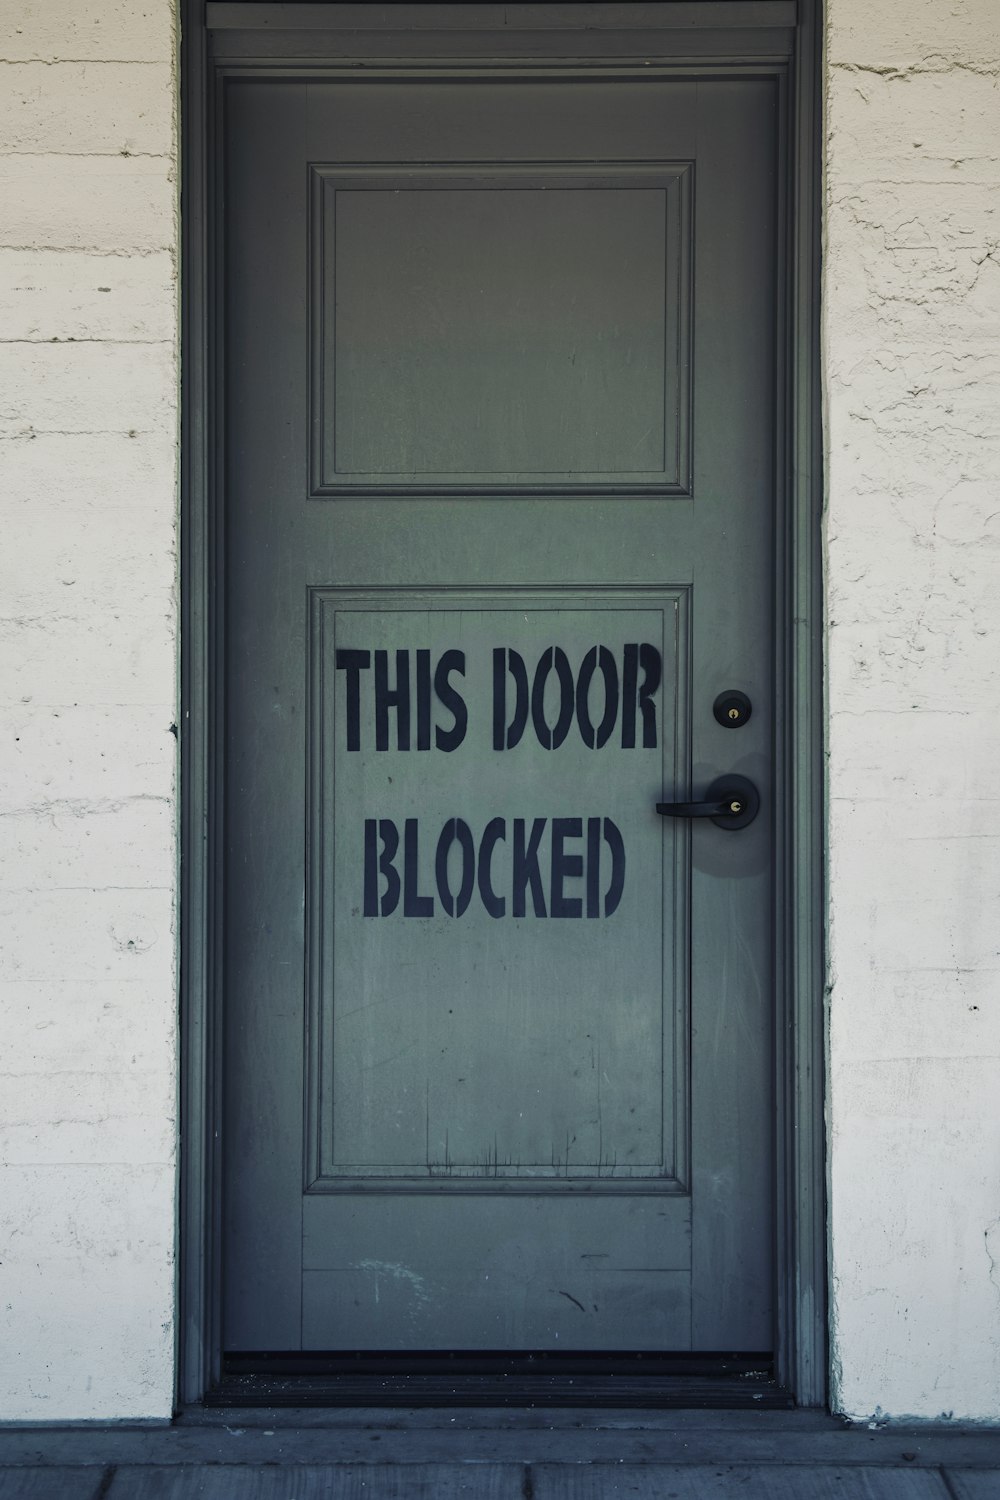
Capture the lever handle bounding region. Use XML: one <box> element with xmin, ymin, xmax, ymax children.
<box><xmin>656</xmin><ymin>774</ymin><xmax>759</xmax><ymax>831</ymax></box>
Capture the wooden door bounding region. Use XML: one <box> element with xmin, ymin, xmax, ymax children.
<box><xmin>223</xmin><ymin>70</ymin><xmax>776</xmax><ymax>1358</ymax></box>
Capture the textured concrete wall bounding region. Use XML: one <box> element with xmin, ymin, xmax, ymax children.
<box><xmin>825</xmin><ymin>0</ymin><xmax>1000</xmax><ymax>1421</ymax></box>
<box><xmin>0</xmin><ymin>1</ymin><xmax>178</xmax><ymax>1419</ymax></box>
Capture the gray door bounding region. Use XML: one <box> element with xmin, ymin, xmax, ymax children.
<box><xmin>224</xmin><ymin>73</ymin><xmax>776</xmax><ymax>1354</ymax></box>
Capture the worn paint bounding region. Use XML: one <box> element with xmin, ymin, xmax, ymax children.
<box><xmin>0</xmin><ymin>0</ymin><xmax>179</xmax><ymax>1420</ymax></box>
<box><xmin>825</xmin><ymin>0</ymin><xmax>1000</xmax><ymax>1423</ymax></box>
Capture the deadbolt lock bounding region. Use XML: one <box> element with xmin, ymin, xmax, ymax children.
<box><xmin>713</xmin><ymin>690</ymin><xmax>753</xmax><ymax>728</ymax></box>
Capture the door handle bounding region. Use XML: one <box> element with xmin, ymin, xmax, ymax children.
<box><xmin>656</xmin><ymin>774</ymin><xmax>759</xmax><ymax>831</ymax></box>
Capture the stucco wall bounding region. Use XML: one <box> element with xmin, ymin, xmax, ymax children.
<box><xmin>0</xmin><ymin>1</ymin><xmax>178</xmax><ymax>1419</ymax></box>
<box><xmin>825</xmin><ymin>0</ymin><xmax>1000</xmax><ymax>1421</ymax></box>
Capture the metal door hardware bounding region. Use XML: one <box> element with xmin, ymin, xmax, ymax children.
<box><xmin>656</xmin><ymin>774</ymin><xmax>760</xmax><ymax>830</ymax></box>
<box><xmin>713</xmin><ymin>690</ymin><xmax>752</xmax><ymax>728</ymax></box>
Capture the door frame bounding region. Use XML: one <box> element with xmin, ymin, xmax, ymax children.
<box><xmin>179</xmin><ymin>0</ymin><xmax>825</xmax><ymax>1409</ymax></box>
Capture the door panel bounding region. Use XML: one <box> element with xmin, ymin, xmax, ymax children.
<box><xmin>223</xmin><ymin>74</ymin><xmax>776</xmax><ymax>1354</ymax></box>
<box><xmin>311</xmin><ymin>596</ymin><xmax>689</xmax><ymax>1184</ymax></box>
<box><xmin>312</xmin><ymin>164</ymin><xmax>690</xmax><ymax>492</ymax></box>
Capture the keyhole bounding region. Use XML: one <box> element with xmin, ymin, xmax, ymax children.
<box><xmin>713</xmin><ymin>690</ymin><xmax>753</xmax><ymax>728</ymax></box>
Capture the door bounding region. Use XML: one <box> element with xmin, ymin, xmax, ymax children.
<box><xmin>223</xmin><ymin>70</ymin><xmax>776</xmax><ymax>1358</ymax></box>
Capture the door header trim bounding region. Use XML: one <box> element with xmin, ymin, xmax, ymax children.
<box><xmin>207</xmin><ymin>2</ymin><xmax>796</xmax><ymax>62</ymax></box>
<box><xmin>207</xmin><ymin>3</ymin><xmax>797</xmax><ymax>31</ymax></box>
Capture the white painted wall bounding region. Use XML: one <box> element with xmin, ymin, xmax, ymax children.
<box><xmin>0</xmin><ymin>0</ymin><xmax>998</xmax><ymax>1425</ymax></box>
<box><xmin>0</xmin><ymin>1</ymin><xmax>178</xmax><ymax>1419</ymax></box>
<box><xmin>825</xmin><ymin>0</ymin><xmax>1000</xmax><ymax>1422</ymax></box>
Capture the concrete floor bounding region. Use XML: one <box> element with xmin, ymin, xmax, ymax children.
<box><xmin>1</xmin><ymin>1410</ymin><xmax>1000</xmax><ymax>1497</ymax></box>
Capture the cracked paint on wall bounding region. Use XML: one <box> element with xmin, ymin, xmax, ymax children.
<box><xmin>825</xmin><ymin>0</ymin><xmax>1000</xmax><ymax>1423</ymax></box>
<box><xmin>0</xmin><ymin>0</ymin><xmax>179</xmax><ymax>1421</ymax></box>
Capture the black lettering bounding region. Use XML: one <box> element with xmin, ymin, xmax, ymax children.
<box><xmin>586</xmin><ymin>816</ymin><xmax>601</xmax><ymax>918</ymax></box>
<box><xmin>550</xmin><ymin>817</ymin><xmax>583</xmax><ymax>918</ymax></box>
<box><xmin>603</xmin><ymin>817</ymin><xmax>626</xmax><ymax>916</ymax></box>
<box><xmin>513</xmin><ymin>817</ymin><xmax>547</xmax><ymax>918</ymax></box>
<box><xmin>415</xmin><ymin>649</ymin><xmax>432</xmax><ymax>751</ymax></box>
<box><xmin>365</xmin><ymin>814</ymin><xmax>622</xmax><ymax>920</ymax></box>
<box><xmin>622</xmin><ymin>644</ymin><xmax>638</xmax><ymax>748</ymax></box>
<box><xmin>621</xmin><ymin>643</ymin><xmax>661</xmax><ymax>749</ymax></box>
<box><xmin>435</xmin><ymin>817</ymin><xmax>475</xmax><ymax>917</ymax></box>
<box><xmin>493</xmin><ymin>648</ymin><xmax>528</xmax><ymax>751</ymax></box>
<box><xmin>434</xmin><ymin>650</ymin><xmax>467</xmax><ymax>752</ymax></box>
<box><xmin>576</xmin><ymin>645</ymin><xmax>619</xmax><ymax>749</ymax></box>
<box><xmin>478</xmin><ymin>817</ymin><xmax>506</xmax><ymax>918</ymax></box>
<box><xmin>363</xmin><ymin>818</ymin><xmax>400</xmax><ymax>916</ymax></box>
<box><xmin>637</xmin><ymin>644</ymin><xmax>661</xmax><ymax>749</ymax></box>
<box><xmin>403</xmin><ymin>817</ymin><xmax>433</xmax><ymax>916</ymax></box>
<box><xmin>335</xmin><ymin>649</ymin><xmax>371</xmax><ymax>752</ymax></box>
<box><xmin>374</xmin><ymin>649</ymin><xmax>410</xmax><ymax>752</ymax></box>
<box><xmin>531</xmin><ymin>646</ymin><xmax>574</xmax><ymax>751</ymax></box>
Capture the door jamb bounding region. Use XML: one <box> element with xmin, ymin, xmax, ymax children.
<box><xmin>178</xmin><ymin>0</ymin><xmax>825</xmax><ymax>1409</ymax></box>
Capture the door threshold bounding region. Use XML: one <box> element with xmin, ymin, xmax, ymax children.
<box><xmin>206</xmin><ymin>1352</ymin><xmax>793</xmax><ymax>1409</ymax></box>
